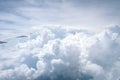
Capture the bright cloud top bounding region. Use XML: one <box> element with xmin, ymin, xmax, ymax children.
<box><xmin>0</xmin><ymin>25</ymin><xmax>120</xmax><ymax>80</ymax></box>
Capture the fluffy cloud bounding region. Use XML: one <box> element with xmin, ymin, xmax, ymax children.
<box><xmin>0</xmin><ymin>26</ymin><xmax>120</xmax><ymax>80</ymax></box>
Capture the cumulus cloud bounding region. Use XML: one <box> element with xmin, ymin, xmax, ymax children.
<box><xmin>0</xmin><ymin>25</ymin><xmax>120</xmax><ymax>80</ymax></box>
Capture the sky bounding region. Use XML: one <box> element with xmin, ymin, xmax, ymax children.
<box><xmin>0</xmin><ymin>0</ymin><xmax>120</xmax><ymax>40</ymax></box>
<box><xmin>0</xmin><ymin>0</ymin><xmax>120</xmax><ymax>80</ymax></box>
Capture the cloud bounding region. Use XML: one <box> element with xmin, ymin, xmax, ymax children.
<box><xmin>0</xmin><ymin>0</ymin><xmax>120</xmax><ymax>40</ymax></box>
<box><xmin>0</xmin><ymin>25</ymin><xmax>120</xmax><ymax>80</ymax></box>
<box><xmin>0</xmin><ymin>0</ymin><xmax>119</xmax><ymax>79</ymax></box>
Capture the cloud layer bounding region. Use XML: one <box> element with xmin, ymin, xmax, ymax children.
<box><xmin>0</xmin><ymin>25</ymin><xmax>120</xmax><ymax>80</ymax></box>
<box><xmin>0</xmin><ymin>0</ymin><xmax>120</xmax><ymax>40</ymax></box>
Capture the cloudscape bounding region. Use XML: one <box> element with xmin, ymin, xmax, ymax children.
<box><xmin>0</xmin><ymin>26</ymin><xmax>120</xmax><ymax>80</ymax></box>
<box><xmin>0</xmin><ymin>0</ymin><xmax>120</xmax><ymax>80</ymax></box>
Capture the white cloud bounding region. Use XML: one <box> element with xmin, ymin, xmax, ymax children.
<box><xmin>1</xmin><ymin>0</ymin><xmax>120</xmax><ymax>40</ymax></box>
<box><xmin>0</xmin><ymin>25</ymin><xmax>120</xmax><ymax>80</ymax></box>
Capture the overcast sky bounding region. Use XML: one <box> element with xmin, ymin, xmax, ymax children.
<box><xmin>0</xmin><ymin>0</ymin><xmax>120</xmax><ymax>39</ymax></box>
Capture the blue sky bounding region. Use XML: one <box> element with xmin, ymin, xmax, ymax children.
<box><xmin>0</xmin><ymin>0</ymin><xmax>120</xmax><ymax>40</ymax></box>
